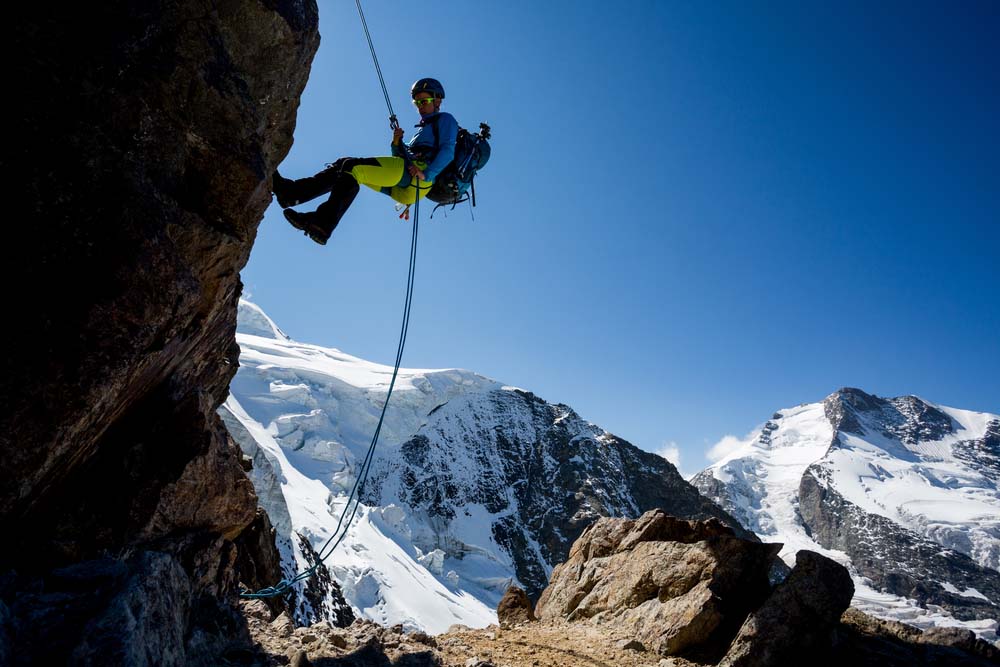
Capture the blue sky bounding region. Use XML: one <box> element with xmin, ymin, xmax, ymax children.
<box><xmin>242</xmin><ymin>1</ymin><xmax>999</xmax><ymax>476</ymax></box>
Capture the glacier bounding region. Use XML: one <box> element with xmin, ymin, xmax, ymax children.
<box><xmin>692</xmin><ymin>389</ymin><xmax>1000</xmax><ymax>642</ymax></box>
<box><xmin>224</xmin><ymin>299</ymin><xmax>738</xmax><ymax>632</ymax></box>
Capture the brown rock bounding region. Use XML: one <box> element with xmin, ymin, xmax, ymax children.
<box><xmin>918</xmin><ymin>625</ymin><xmax>1000</xmax><ymax>661</ymax></box>
<box><xmin>497</xmin><ymin>585</ymin><xmax>537</xmax><ymax>627</ymax></box>
<box><xmin>719</xmin><ymin>550</ymin><xmax>854</xmax><ymax>667</ymax></box>
<box><xmin>836</xmin><ymin>607</ymin><xmax>999</xmax><ymax>666</ymax></box>
<box><xmin>272</xmin><ymin>612</ymin><xmax>296</xmax><ymax>638</ymax></box>
<box><xmin>409</xmin><ymin>631</ymin><xmax>438</xmax><ymax>648</ymax></box>
<box><xmin>839</xmin><ymin>607</ymin><xmax>922</xmax><ymax>644</ymax></box>
<box><xmin>536</xmin><ymin>509</ymin><xmax>779</xmax><ymax>658</ymax></box>
<box><xmin>242</xmin><ymin>598</ymin><xmax>275</xmax><ymax>622</ymax></box>
<box><xmin>2</xmin><ymin>0</ymin><xmax>319</xmax><ymax>664</ymax></box>
<box><xmin>617</xmin><ymin>638</ymin><xmax>646</xmax><ymax>651</ymax></box>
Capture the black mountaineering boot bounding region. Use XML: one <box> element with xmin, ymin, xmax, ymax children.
<box><xmin>282</xmin><ymin>174</ymin><xmax>360</xmax><ymax>245</ymax></box>
<box><xmin>283</xmin><ymin>209</ymin><xmax>333</xmax><ymax>245</ymax></box>
<box><xmin>272</xmin><ymin>171</ymin><xmax>299</xmax><ymax>208</ymax></box>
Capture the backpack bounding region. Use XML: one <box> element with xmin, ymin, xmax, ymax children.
<box><xmin>425</xmin><ymin>121</ymin><xmax>491</xmax><ymax>209</ymax></box>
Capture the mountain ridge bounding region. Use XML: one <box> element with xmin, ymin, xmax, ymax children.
<box><xmin>228</xmin><ymin>302</ymin><xmax>997</xmax><ymax>641</ymax></box>
<box><xmin>226</xmin><ymin>299</ymin><xmax>747</xmax><ymax>631</ymax></box>
<box><xmin>692</xmin><ymin>387</ymin><xmax>999</xmax><ymax>641</ymax></box>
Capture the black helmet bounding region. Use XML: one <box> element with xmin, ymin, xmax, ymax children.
<box><xmin>411</xmin><ymin>77</ymin><xmax>445</xmax><ymax>99</ymax></box>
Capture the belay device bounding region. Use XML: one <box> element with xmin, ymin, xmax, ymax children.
<box><xmin>427</xmin><ymin>122</ymin><xmax>492</xmax><ymax>211</ymax></box>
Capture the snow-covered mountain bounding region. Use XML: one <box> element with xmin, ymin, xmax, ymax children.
<box><xmin>223</xmin><ymin>300</ymin><xmax>744</xmax><ymax>633</ymax></box>
<box><xmin>691</xmin><ymin>388</ymin><xmax>1000</xmax><ymax>642</ymax></box>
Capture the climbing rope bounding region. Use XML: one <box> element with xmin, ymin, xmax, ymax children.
<box><xmin>355</xmin><ymin>0</ymin><xmax>398</xmax><ymax>130</ymax></box>
<box><xmin>241</xmin><ymin>1</ymin><xmax>421</xmax><ymax>600</ymax></box>
<box><xmin>242</xmin><ymin>196</ymin><xmax>420</xmax><ymax>600</ymax></box>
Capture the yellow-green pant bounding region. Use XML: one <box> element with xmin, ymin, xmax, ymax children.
<box><xmin>348</xmin><ymin>156</ymin><xmax>432</xmax><ymax>206</ymax></box>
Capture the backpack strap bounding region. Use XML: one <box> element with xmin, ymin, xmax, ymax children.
<box><xmin>411</xmin><ymin>114</ymin><xmax>441</xmax><ymax>166</ymax></box>
<box><xmin>429</xmin><ymin>114</ymin><xmax>439</xmax><ymax>150</ymax></box>
<box><xmin>418</xmin><ymin>113</ymin><xmax>440</xmax><ymax>153</ymax></box>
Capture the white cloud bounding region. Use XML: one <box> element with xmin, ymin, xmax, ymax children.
<box><xmin>657</xmin><ymin>441</ymin><xmax>682</xmax><ymax>469</ymax></box>
<box><xmin>706</xmin><ymin>435</ymin><xmax>745</xmax><ymax>462</ymax></box>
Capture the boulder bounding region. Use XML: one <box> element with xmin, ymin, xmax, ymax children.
<box><xmin>918</xmin><ymin>626</ymin><xmax>1000</xmax><ymax>662</ymax></box>
<box><xmin>497</xmin><ymin>585</ymin><xmax>536</xmax><ymax>627</ymax></box>
<box><xmin>719</xmin><ymin>550</ymin><xmax>854</xmax><ymax>666</ymax></box>
<box><xmin>535</xmin><ymin>509</ymin><xmax>780</xmax><ymax>658</ymax></box>
<box><xmin>836</xmin><ymin>606</ymin><xmax>1000</xmax><ymax>666</ymax></box>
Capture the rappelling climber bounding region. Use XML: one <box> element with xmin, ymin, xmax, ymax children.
<box><xmin>271</xmin><ymin>77</ymin><xmax>458</xmax><ymax>245</ymax></box>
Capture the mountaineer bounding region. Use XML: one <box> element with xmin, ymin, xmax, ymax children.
<box><xmin>272</xmin><ymin>77</ymin><xmax>458</xmax><ymax>245</ymax></box>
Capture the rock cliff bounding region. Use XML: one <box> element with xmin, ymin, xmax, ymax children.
<box><xmin>1</xmin><ymin>2</ymin><xmax>319</xmax><ymax>664</ymax></box>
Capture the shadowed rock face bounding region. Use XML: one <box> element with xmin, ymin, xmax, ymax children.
<box><xmin>2</xmin><ymin>1</ymin><xmax>319</xmax><ymax>663</ymax></box>
<box><xmin>835</xmin><ymin>608</ymin><xmax>1000</xmax><ymax>667</ymax></box>
<box><xmin>234</xmin><ymin>509</ymin><xmax>288</xmax><ymax>618</ymax></box>
<box><xmin>719</xmin><ymin>550</ymin><xmax>854</xmax><ymax>667</ymax></box>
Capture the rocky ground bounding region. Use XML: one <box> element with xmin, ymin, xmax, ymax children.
<box><xmin>239</xmin><ymin>602</ymin><xmax>1000</xmax><ymax>667</ymax></box>
<box><xmin>241</xmin><ymin>599</ymin><xmax>702</xmax><ymax>667</ymax></box>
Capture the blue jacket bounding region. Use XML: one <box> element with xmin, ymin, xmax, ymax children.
<box><xmin>392</xmin><ymin>111</ymin><xmax>458</xmax><ymax>182</ymax></box>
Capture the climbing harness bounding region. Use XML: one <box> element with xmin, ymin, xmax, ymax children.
<box><xmin>241</xmin><ymin>0</ymin><xmax>420</xmax><ymax>600</ymax></box>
